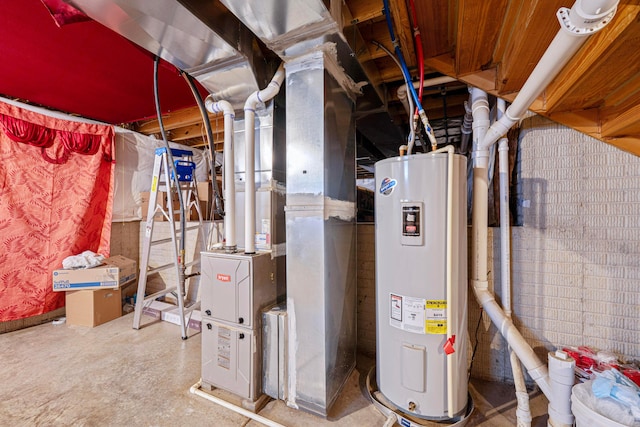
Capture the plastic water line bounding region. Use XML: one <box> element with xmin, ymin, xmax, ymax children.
<box><xmin>480</xmin><ymin>0</ymin><xmax>619</xmax><ymax>150</ymax></box>
<box><xmin>243</xmin><ymin>63</ymin><xmax>285</xmax><ymax>254</ymax></box>
<box><xmin>371</xmin><ymin>40</ymin><xmax>416</xmax><ymax>153</ymax></box>
<box><xmin>408</xmin><ymin>0</ymin><xmax>424</xmax><ymax>114</ymax></box>
<box><xmin>190</xmin><ymin>380</ymin><xmax>285</xmax><ymax>427</ymax></box>
<box><xmin>205</xmin><ymin>98</ymin><xmax>236</xmax><ymax>250</ymax></box>
<box><xmin>382</xmin><ymin>0</ymin><xmax>437</xmax><ymax>149</ymax></box>
<box><xmin>497</xmin><ymin>98</ymin><xmax>532</xmax><ymax>427</ymax></box>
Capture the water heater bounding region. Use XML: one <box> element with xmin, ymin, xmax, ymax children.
<box><xmin>374</xmin><ymin>151</ymin><xmax>468</xmax><ymax>420</ymax></box>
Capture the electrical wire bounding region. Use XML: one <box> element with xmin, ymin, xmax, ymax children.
<box><xmin>468</xmin><ymin>308</ymin><xmax>484</xmax><ymax>380</ymax></box>
<box><xmin>153</xmin><ymin>56</ymin><xmax>187</xmax><ymax>308</ymax></box>
<box><xmin>181</xmin><ymin>71</ymin><xmax>224</xmax><ymax>217</ymax></box>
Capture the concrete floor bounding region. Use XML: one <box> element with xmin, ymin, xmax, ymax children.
<box><xmin>0</xmin><ymin>313</ymin><xmax>549</xmax><ymax>426</ymax></box>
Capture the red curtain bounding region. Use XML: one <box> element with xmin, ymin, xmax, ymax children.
<box><xmin>0</xmin><ymin>101</ymin><xmax>114</xmax><ymax>321</ymax></box>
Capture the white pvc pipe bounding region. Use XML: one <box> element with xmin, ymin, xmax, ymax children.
<box><xmin>470</xmin><ymin>88</ymin><xmax>553</xmax><ymax>400</ymax></box>
<box><xmin>205</xmin><ymin>98</ymin><xmax>236</xmax><ymax>250</ymax></box>
<box><xmin>243</xmin><ymin>63</ymin><xmax>285</xmax><ymax>254</ymax></box>
<box><xmin>189</xmin><ymin>380</ymin><xmax>285</xmax><ymax>427</ymax></box>
<box><xmin>432</xmin><ymin>144</ymin><xmax>455</xmax><ymax>417</ymax></box>
<box><xmin>496</xmin><ymin>99</ymin><xmax>512</xmax><ymax>318</ymax></box>
<box><xmin>397</xmin><ymin>76</ymin><xmax>457</xmax><ymax>113</ymax></box>
<box><xmin>548</xmin><ymin>351</ymin><xmax>577</xmax><ymax>427</ymax></box>
<box><xmin>480</xmin><ymin>0</ymin><xmax>618</xmax><ymax>150</ymax></box>
<box><xmin>497</xmin><ymin>98</ymin><xmax>531</xmax><ymax>427</ymax></box>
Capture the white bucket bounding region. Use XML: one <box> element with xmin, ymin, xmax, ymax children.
<box><xmin>571</xmin><ymin>389</ymin><xmax>627</xmax><ymax>427</ymax></box>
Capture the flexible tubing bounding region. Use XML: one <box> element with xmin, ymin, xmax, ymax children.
<box><xmin>382</xmin><ymin>0</ymin><xmax>437</xmax><ymax>148</ymax></box>
<box><xmin>182</xmin><ymin>72</ymin><xmax>223</xmax><ymax>218</ymax></box>
<box><xmin>408</xmin><ymin>0</ymin><xmax>424</xmax><ymax>113</ymax></box>
<box><xmin>190</xmin><ymin>380</ymin><xmax>285</xmax><ymax>427</ymax></box>
<box><xmin>244</xmin><ymin>63</ymin><xmax>285</xmax><ymax>254</ymax></box>
<box><xmin>153</xmin><ymin>56</ymin><xmax>187</xmax><ymax>339</ymax></box>
<box><xmin>205</xmin><ymin>98</ymin><xmax>236</xmax><ymax>250</ymax></box>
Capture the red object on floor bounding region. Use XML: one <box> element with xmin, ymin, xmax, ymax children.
<box><xmin>0</xmin><ymin>100</ymin><xmax>114</xmax><ymax>321</ymax></box>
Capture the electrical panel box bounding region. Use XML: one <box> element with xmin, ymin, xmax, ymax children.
<box><xmin>200</xmin><ymin>251</ymin><xmax>278</xmax><ymax>401</ymax></box>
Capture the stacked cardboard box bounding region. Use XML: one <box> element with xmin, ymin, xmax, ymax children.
<box><xmin>52</xmin><ymin>255</ymin><xmax>137</xmax><ymax>327</ymax></box>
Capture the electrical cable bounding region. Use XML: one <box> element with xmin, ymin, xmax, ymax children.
<box><xmin>181</xmin><ymin>71</ymin><xmax>224</xmax><ymax>217</ymax></box>
<box><xmin>468</xmin><ymin>308</ymin><xmax>484</xmax><ymax>380</ymax></box>
<box><xmin>153</xmin><ymin>56</ymin><xmax>188</xmax><ymax>312</ymax></box>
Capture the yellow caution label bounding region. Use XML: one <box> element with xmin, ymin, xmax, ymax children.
<box><xmin>151</xmin><ymin>176</ymin><xmax>158</xmax><ymax>192</ymax></box>
<box><xmin>425</xmin><ymin>300</ymin><xmax>447</xmax><ymax>334</ymax></box>
<box><xmin>425</xmin><ymin>320</ymin><xmax>447</xmax><ymax>334</ymax></box>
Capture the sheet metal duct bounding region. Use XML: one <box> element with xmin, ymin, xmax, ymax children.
<box><xmin>67</xmin><ymin>0</ymin><xmax>264</xmax><ymax>108</ymax></box>
<box><xmin>284</xmin><ymin>50</ymin><xmax>357</xmax><ymax>416</ymax></box>
<box><xmin>217</xmin><ymin>0</ymin><xmax>385</xmax><ymax>114</ymax></box>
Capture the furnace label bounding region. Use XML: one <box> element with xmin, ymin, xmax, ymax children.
<box><xmin>217</xmin><ymin>327</ymin><xmax>231</xmax><ymax>370</ymax></box>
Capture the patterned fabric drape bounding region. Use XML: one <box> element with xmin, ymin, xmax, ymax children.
<box><xmin>0</xmin><ymin>101</ymin><xmax>115</xmax><ymax>321</ymax></box>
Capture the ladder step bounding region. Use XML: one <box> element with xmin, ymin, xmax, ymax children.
<box><xmin>143</xmin><ymin>287</ymin><xmax>177</xmax><ymax>303</ymax></box>
<box><xmin>149</xmin><ymin>226</ymin><xmax>202</xmax><ymax>246</ymax></box>
<box><xmin>146</xmin><ymin>263</ymin><xmax>176</xmax><ymax>275</ymax></box>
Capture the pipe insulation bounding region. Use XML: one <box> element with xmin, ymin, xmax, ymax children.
<box><xmin>244</xmin><ymin>63</ymin><xmax>285</xmax><ymax>254</ymax></box>
<box><xmin>205</xmin><ymin>98</ymin><xmax>236</xmax><ymax>250</ymax></box>
<box><xmin>480</xmin><ymin>0</ymin><xmax>618</xmax><ymax>150</ymax></box>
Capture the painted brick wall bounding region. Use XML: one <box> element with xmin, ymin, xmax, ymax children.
<box><xmin>357</xmin><ymin>223</ymin><xmax>377</xmax><ymax>357</ymax></box>
<box><xmin>470</xmin><ymin>115</ymin><xmax>640</xmax><ymax>382</ymax></box>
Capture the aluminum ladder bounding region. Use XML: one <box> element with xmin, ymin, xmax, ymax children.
<box><xmin>132</xmin><ymin>147</ymin><xmax>205</xmax><ymax>339</ymax></box>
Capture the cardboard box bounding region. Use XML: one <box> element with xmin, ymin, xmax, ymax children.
<box><xmin>66</xmin><ymin>287</ymin><xmax>122</xmax><ymax>327</ymax></box>
<box><xmin>52</xmin><ymin>255</ymin><xmax>137</xmax><ymax>291</ymax></box>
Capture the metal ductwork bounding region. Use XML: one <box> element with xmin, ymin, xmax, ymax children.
<box><xmin>67</xmin><ymin>0</ymin><xmax>265</xmax><ymax>108</ymax></box>
<box><xmin>215</xmin><ymin>0</ymin><xmax>388</xmax><ymax>114</ymax></box>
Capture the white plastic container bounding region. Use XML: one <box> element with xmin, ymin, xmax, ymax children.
<box><xmin>571</xmin><ymin>388</ymin><xmax>627</xmax><ymax>427</ymax></box>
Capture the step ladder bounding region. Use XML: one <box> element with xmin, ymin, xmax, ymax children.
<box><xmin>133</xmin><ymin>147</ymin><xmax>206</xmax><ymax>339</ymax></box>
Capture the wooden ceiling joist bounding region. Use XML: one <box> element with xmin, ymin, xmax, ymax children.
<box><xmin>136</xmin><ymin>105</ymin><xmax>222</xmax><ymax>134</ymax></box>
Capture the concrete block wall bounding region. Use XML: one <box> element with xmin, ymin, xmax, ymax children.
<box><xmin>470</xmin><ymin>115</ymin><xmax>640</xmax><ymax>382</ymax></box>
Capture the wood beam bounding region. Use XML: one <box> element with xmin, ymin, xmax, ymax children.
<box><xmin>601</xmin><ymin>98</ymin><xmax>640</xmax><ymax>137</ymax></box>
<box><xmin>137</xmin><ymin>106</ymin><xmax>222</xmax><ymax>134</ymax></box>
<box><xmin>388</xmin><ymin>0</ymin><xmax>416</xmax><ymax>69</ymax></box>
<box><xmin>347</xmin><ymin>0</ymin><xmax>384</xmax><ymax>24</ymax></box>
<box><xmin>414</xmin><ymin>0</ymin><xmax>450</xmax><ymax>58</ymax></box>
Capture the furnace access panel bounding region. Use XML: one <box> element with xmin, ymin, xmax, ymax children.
<box><xmin>200</xmin><ymin>251</ymin><xmax>277</xmax><ymax>401</ymax></box>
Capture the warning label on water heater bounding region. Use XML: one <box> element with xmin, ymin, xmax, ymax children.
<box><xmin>389</xmin><ymin>294</ymin><xmax>447</xmax><ymax>335</ymax></box>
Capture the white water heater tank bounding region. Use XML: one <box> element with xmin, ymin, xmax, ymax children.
<box><xmin>375</xmin><ymin>152</ymin><xmax>468</xmax><ymax>420</ymax></box>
